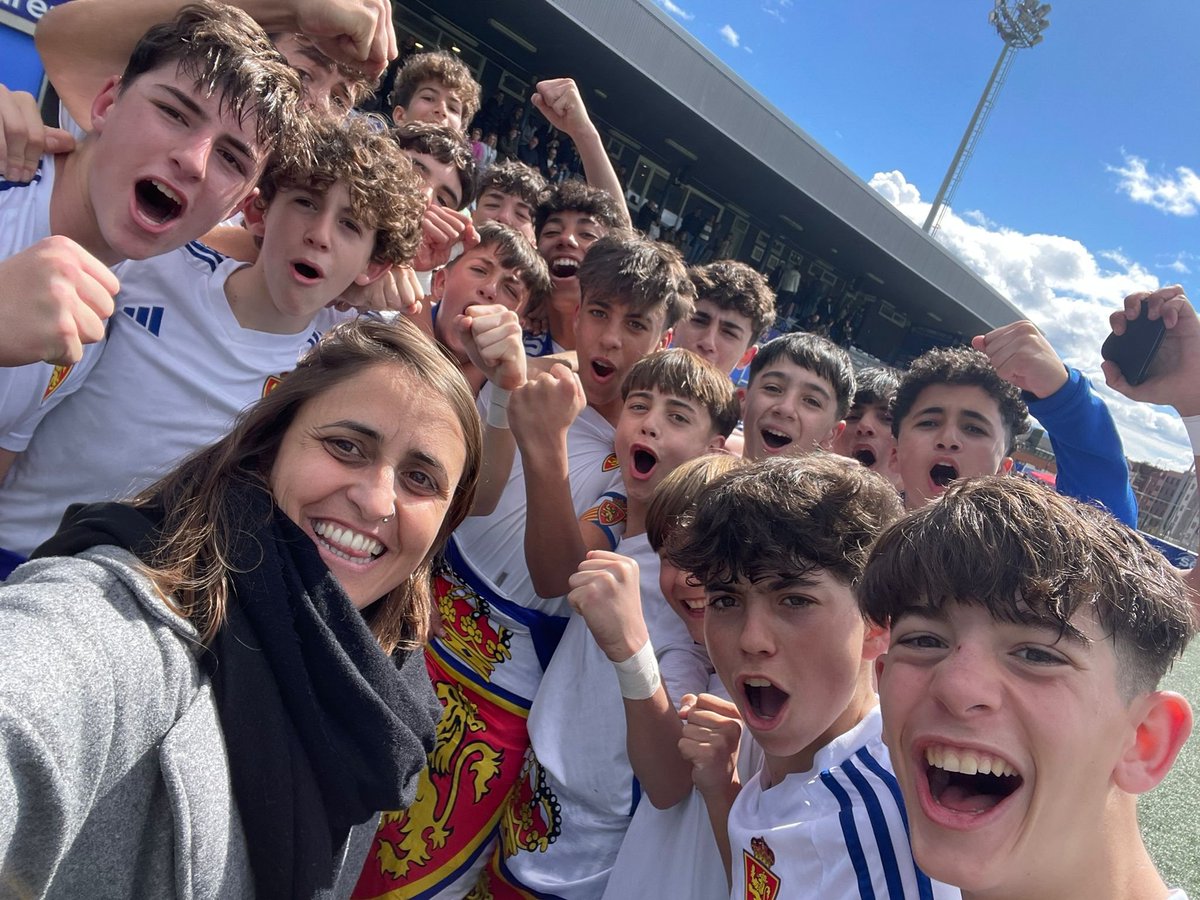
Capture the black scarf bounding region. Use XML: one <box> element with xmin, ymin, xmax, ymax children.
<box><xmin>35</xmin><ymin>486</ymin><xmax>441</xmax><ymax>899</ymax></box>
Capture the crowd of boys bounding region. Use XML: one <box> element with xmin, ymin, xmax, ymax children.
<box><xmin>0</xmin><ymin>1</ymin><xmax>1195</xmax><ymax>898</ymax></box>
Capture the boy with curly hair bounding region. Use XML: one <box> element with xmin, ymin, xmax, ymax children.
<box><xmin>388</xmin><ymin>49</ymin><xmax>482</xmax><ymax>134</ymax></box>
<box><xmin>674</xmin><ymin>260</ymin><xmax>777</xmax><ymax>376</ymax></box>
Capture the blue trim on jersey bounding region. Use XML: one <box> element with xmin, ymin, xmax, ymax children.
<box><xmin>0</xmin><ymin>161</ymin><xmax>42</xmax><ymax>193</ymax></box>
<box><xmin>855</xmin><ymin>747</ymin><xmax>935</xmax><ymax>900</ymax></box>
<box><xmin>494</xmin><ymin>853</ymin><xmax>570</xmax><ymax>900</ymax></box>
<box><xmin>843</xmin><ymin>756</ymin><xmax>906</xmax><ymax>899</ymax></box>
<box><xmin>629</xmin><ymin>776</ymin><xmax>641</xmax><ymax>817</ymax></box>
<box><xmin>184</xmin><ymin>240</ymin><xmax>225</xmax><ymax>272</ymax></box>
<box><xmin>0</xmin><ymin>547</ymin><xmax>28</xmax><ymax>580</ymax></box>
<box><xmin>820</xmin><ymin>769</ymin><xmax>876</xmax><ymax>900</ymax></box>
<box><xmin>443</xmin><ymin>535</ymin><xmax>570</xmax><ymax>671</ymax></box>
<box><xmin>427</xmin><ymin>638</ymin><xmax>532</xmax><ymax>712</ymax></box>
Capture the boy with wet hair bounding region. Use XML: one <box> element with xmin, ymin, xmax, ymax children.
<box><xmin>0</xmin><ymin>1</ymin><xmax>301</xmax><ymax>474</ymax></box>
<box><xmin>472</xmin><ymin>159</ymin><xmax>548</xmax><ymax>244</ymax></box>
<box><xmin>0</xmin><ymin>114</ymin><xmax>424</xmax><ymax>563</ymax></box>
<box><xmin>863</xmin><ymin>476</ymin><xmax>1194</xmax><ymax>900</ymax></box>
<box><xmin>526</xmin><ymin>178</ymin><xmax>630</xmax><ymax>356</ymax></box>
<box><xmin>33</xmin><ymin>0</ymin><xmax>394</xmax><ymax>127</ymax></box>
<box><xmin>490</xmin><ymin>350</ymin><xmax>736</xmax><ymax>896</ymax></box>
<box><xmin>671</xmin><ymin>455</ymin><xmax>955</xmax><ymax>898</ymax></box>
<box><xmin>388</xmin><ymin>49</ymin><xmax>481</xmax><ymax>134</ymax></box>
<box><xmin>739</xmin><ymin>331</ymin><xmax>855</xmax><ymax>460</ymax></box>
<box><xmin>890</xmin><ymin>346</ymin><xmax>1029</xmax><ymax>510</ymax></box>
<box><xmin>674</xmin><ymin>260</ymin><xmax>777</xmax><ymax>376</ymax></box>
<box><xmin>358</xmin><ymin>235</ymin><xmax>689</xmax><ymax>899</ymax></box>
<box><xmin>832</xmin><ymin>365</ymin><xmax>902</xmax><ymax>486</ymax></box>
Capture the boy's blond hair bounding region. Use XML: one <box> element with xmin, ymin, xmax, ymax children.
<box><xmin>388</xmin><ymin>50</ymin><xmax>482</xmax><ymax>126</ymax></box>
<box><xmin>257</xmin><ymin>116</ymin><xmax>426</xmax><ymax>266</ymax></box>
<box><xmin>646</xmin><ymin>453</ymin><xmax>747</xmax><ymax>553</ymax></box>
<box><xmin>621</xmin><ymin>349</ymin><xmax>740</xmax><ymax>439</ymax></box>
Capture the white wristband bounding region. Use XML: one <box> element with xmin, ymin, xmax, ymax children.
<box><xmin>1183</xmin><ymin>414</ymin><xmax>1200</xmax><ymax>455</ymax></box>
<box><xmin>486</xmin><ymin>387</ymin><xmax>511</xmax><ymax>430</ymax></box>
<box><xmin>612</xmin><ymin>639</ymin><xmax>661</xmax><ymax>701</ymax></box>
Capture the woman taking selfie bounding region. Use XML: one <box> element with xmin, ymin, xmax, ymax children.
<box><xmin>0</xmin><ymin>318</ymin><xmax>482</xmax><ymax>899</ymax></box>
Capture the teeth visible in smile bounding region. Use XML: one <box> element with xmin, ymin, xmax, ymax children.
<box><xmin>744</xmin><ymin>677</ymin><xmax>773</xmax><ymax>687</ymax></box>
<box><xmin>552</xmin><ymin>257</ymin><xmax>579</xmax><ymax>270</ymax></box>
<box><xmin>313</xmin><ymin>520</ymin><xmax>384</xmax><ymax>558</ymax></box>
<box><xmin>925</xmin><ymin>745</ymin><xmax>1017</xmax><ymax>778</ymax></box>
<box><xmin>152</xmin><ymin>179</ymin><xmax>181</xmax><ymax>204</ymax></box>
<box><xmin>683</xmin><ymin>598</ymin><xmax>707</xmax><ymax>611</ymax></box>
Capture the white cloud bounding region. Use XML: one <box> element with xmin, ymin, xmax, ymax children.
<box><xmin>719</xmin><ymin>24</ymin><xmax>740</xmax><ymax>47</ymax></box>
<box><xmin>655</xmin><ymin>0</ymin><xmax>693</xmax><ymax>21</ymax></box>
<box><xmin>763</xmin><ymin>0</ymin><xmax>792</xmax><ymax>21</ymax></box>
<box><xmin>1108</xmin><ymin>152</ymin><xmax>1200</xmax><ymax>217</ymax></box>
<box><xmin>869</xmin><ymin>169</ymin><xmax>1191</xmax><ymax>469</ymax></box>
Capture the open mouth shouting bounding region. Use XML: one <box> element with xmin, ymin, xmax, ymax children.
<box><xmin>760</xmin><ymin>427</ymin><xmax>794</xmax><ymax>453</ymax></box>
<box><xmin>852</xmin><ymin>445</ymin><xmax>877</xmax><ymax>467</ymax></box>
<box><xmin>742</xmin><ymin>676</ymin><xmax>790</xmax><ymax>729</ymax></box>
<box><xmin>629</xmin><ymin>443</ymin><xmax>659</xmax><ymax>481</ymax></box>
<box><xmin>590</xmin><ymin>357</ymin><xmax>617</xmax><ymax>383</ymax></box>
<box><xmin>291</xmin><ymin>259</ymin><xmax>325</xmax><ymax>284</ymax></box>
<box><xmin>929</xmin><ymin>461</ymin><xmax>959</xmax><ymax>489</ymax></box>
<box><xmin>134</xmin><ymin>178</ymin><xmax>185</xmax><ymax>228</ymax></box>
<box><xmin>920</xmin><ymin>743</ymin><xmax>1023</xmax><ymax>823</ymax></box>
<box><xmin>549</xmin><ymin>256</ymin><xmax>580</xmax><ymax>279</ymax></box>
<box><xmin>312</xmin><ymin>519</ymin><xmax>385</xmax><ymax>565</ymax></box>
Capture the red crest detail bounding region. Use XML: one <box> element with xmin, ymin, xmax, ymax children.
<box><xmin>602</xmin><ymin>452</ymin><xmax>619</xmax><ymax>472</ymax></box>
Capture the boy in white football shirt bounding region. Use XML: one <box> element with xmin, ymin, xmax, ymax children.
<box><xmin>673</xmin><ymin>455</ymin><xmax>959</xmax><ymax>899</ymax></box>
<box><xmin>489</xmin><ymin>349</ymin><xmax>738</xmax><ymax>898</ymax></box>
<box><xmin>0</xmin><ymin>115</ymin><xmax>424</xmax><ymax>565</ymax></box>
<box><xmin>0</xmin><ymin>2</ymin><xmax>300</xmax><ymax>468</ymax></box>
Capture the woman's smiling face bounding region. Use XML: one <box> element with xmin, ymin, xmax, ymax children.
<box><xmin>269</xmin><ymin>364</ymin><xmax>467</xmax><ymax>609</ymax></box>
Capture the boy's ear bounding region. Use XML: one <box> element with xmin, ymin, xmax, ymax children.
<box><xmin>392</xmin><ymin>104</ymin><xmax>409</xmax><ymax>125</ymax></box>
<box><xmin>1113</xmin><ymin>691</ymin><xmax>1193</xmax><ymax>794</ymax></box>
<box><xmin>736</xmin><ymin>386</ymin><xmax>747</xmax><ymax>416</ymax></box>
<box><xmin>355</xmin><ymin>259</ymin><xmax>391</xmax><ymax>287</ymax></box>
<box><xmin>658</xmin><ymin>327</ymin><xmax>673</xmax><ymax>350</ymax></box>
<box><xmin>241</xmin><ymin>192</ymin><xmax>267</xmax><ymax>237</ymax></box>
<box><xmin>430</xmin><ymin>266</ymin><xmax>447</xmax><ymax>301</ymax></box>
<box><xmin>999</xmin><ymin>456</ymin><xmax>1014</xmax><ymax>475</ymax></box>
<box><xmin>817</xmin><ymin>420</ymin><xmax>847</xmax><ymax>452</ymax></box>
<box><xmin>707</xmin><ymin>433</ymin><xmax>727</xmax><ymax>452</ymax></box>
<box><xmin>89</xmin><ymin>76</ymin><xmax>123</xmax><ymax>134</ymax></box>
<box><xmin>861</xmin><ymin>618</ymin><xmax>889</xmax><ymax>662</ymax></box>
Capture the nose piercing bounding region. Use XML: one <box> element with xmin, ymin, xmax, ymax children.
<box><xmin>382</xmin><ymin>506</ymin><xmax>395</xmax><ymax>523</ymax></box>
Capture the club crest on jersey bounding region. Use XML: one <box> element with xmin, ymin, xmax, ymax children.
<box><xmin>42</xmin><ymin>364</ymin><xmax>74</xmax><ymax>402</ymax></box>
<box><xmin>261</xmin><ymin>373</ymin><xmax>285</xmax><ymax>397</ymax></box>
<box><xmin>602</xmin><ymin>452</ymin><xmax>619</xmax><ymax>472</ymax></box>
<box><xmin>743</xmin><ymin>836</ymin><xmax>781</xmax><ymax>900</ymax></box>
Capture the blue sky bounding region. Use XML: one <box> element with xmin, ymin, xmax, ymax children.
<box><xmin>651</xmin><ymin>0</ymin><xmax>1200</xmax><ymax>468</ymax></box>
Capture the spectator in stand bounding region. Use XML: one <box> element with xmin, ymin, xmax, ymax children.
<box><xmin>499</xmin><ymin>125</ymin><xmax>521</xmax><ymax>163</ymax></box>
<box><xmin>518</xmin><ymin>133</ymin><xmax>542</xmax><ymax>169</ymax></box>
<box><xmin>481</xmin><ymin>132</ymin><xmax>499</xmax><ymax>171</ymax></box>
<box><xmin>636</xmin><ymin>199</ymin><xmax>661</xmax><ymax>233</ymax></box>
<box><xmin>469</xmin><ymin>127</ymin><xmax>487</xmax><ymax>165</ymax></box>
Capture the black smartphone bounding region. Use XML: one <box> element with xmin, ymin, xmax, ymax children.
<box><xmin>1101</xmin><ymin>300</ymin><xmax>1165</xmax><ymax>386</ymax></box>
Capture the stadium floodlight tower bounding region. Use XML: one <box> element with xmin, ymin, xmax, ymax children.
<box><xmin>922</xmin><ymin>0</ymin><xmax>1051</xmax><ymax>235</ymax></box>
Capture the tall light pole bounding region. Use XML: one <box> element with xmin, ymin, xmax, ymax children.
<box><xmin>922</xmin><ymin>0</ymin><xmax>1051</xmax><ymax>235</ymax></box>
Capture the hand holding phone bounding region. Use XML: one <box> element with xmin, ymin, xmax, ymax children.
<box><xmin>1101</xmin><ymin>299</ymin><xmax>1165</xmax><ymax>386</ymax></box>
